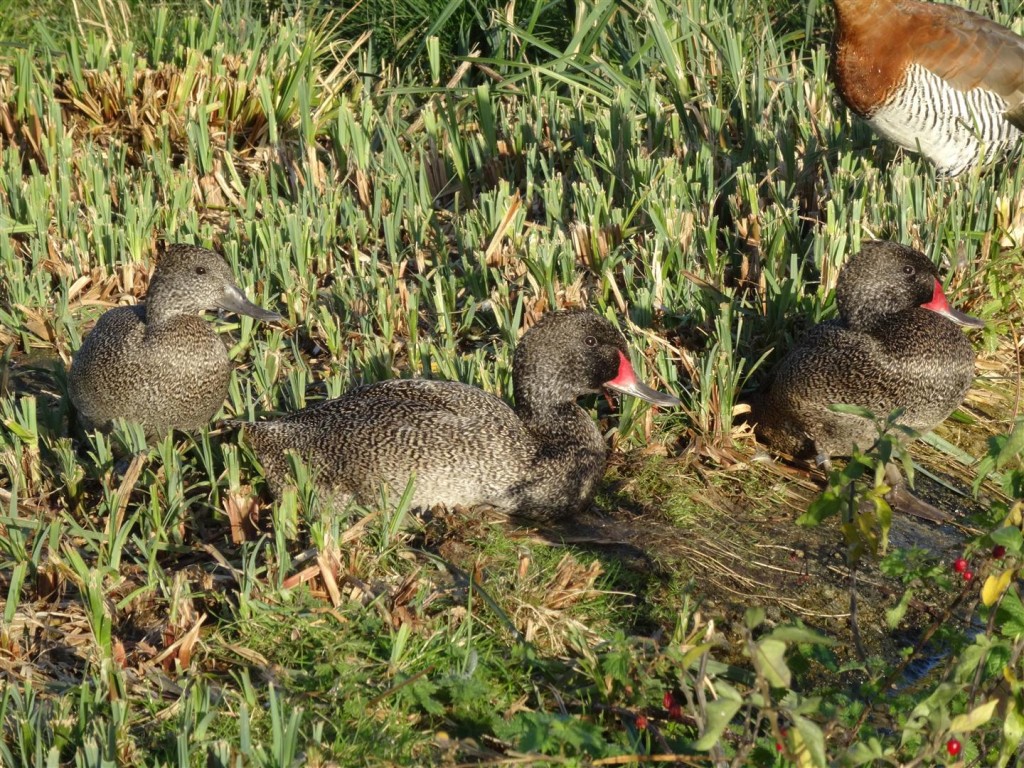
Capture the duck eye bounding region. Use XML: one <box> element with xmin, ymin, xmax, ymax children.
<box><xmin>195</xmin><ymin>266</ymin><xmax>207</xmax><ymax>275</ymax></box>
<box><xmin>902</xmin><ymin>265</ymin><xmax>915</xmax><ymax>276</ymax></box>
<box><xmin>584</xmin><ymin>336</ymin><xmax>597</xmax><ymax>347</ymax></box>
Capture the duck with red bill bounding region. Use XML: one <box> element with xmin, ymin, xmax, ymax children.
<box><xmin>242</xmin><ymin>310</ymin><xmax>680</xmax><ymax>521</ymax></box>
<box><xmin>750</xmin><ymin>240</ymin><xmax>983</xmax><ymax>523</ymax></box>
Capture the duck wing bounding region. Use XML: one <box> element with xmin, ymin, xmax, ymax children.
<box><xmin>69</xmin><ymin>306</ymin><xmax>148</xmax><ymax>429</ymax></box>
<box><xmin>243</xmin><ymin>379</ymin><xmax>528</xmax><ymax>507</ymax></box>
<box><xmin>756</xmin><ymin>323</ymin><xmax>897</xmax><ymax>459</ymax></box>
<box><xmin>907</xmin><ymin>2</ymin><xmax>1024</xmax><ymax>109</ymax></box>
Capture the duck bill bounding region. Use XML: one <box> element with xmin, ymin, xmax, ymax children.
<box><xmin>604</xmin><ymin>351</ymin><xmax>681</xmax><ymax>408</ymax></box>
<box><xmin>921</xmin><ymin>279</ymin><xmax>983</xmax><ymax>328</ymax></box>
<box><xmin>218</xmin><ymin>285</ymin><xmax>283</xmax><ymax>322</ymax></box>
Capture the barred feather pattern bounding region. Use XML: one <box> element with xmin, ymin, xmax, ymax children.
<box><xmin>868</xmin><ymin>63</ymin><xmax>1022</xmax><ymax>176</ymax></box>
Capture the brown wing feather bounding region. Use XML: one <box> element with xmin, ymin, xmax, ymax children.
<box><xmin>905</xmin><ymin>2</ymin><xmax>1024</xmax><ymax>105</ymax></box>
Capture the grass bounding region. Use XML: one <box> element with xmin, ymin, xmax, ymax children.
<box><xmin>1</xmin><ymin>0</ymin><xmax>1024</xmax><ymax>764</ymax></box>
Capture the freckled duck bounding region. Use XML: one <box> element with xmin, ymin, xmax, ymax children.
<box><xmin>69</xmin><ymin>244</ymin><xmax>282</xmax><ymax>438</ymax></box>
<box><xmin>831</xmin><ymin>0</ymin><xmax>1024</xmax><ymax>176</ymax></box>
<box><xmin>242</xmin><ymin>310</ymin><xmax>681</xmax><ymax>520</ymax></box>
<box><xmin>752</xmin><ymin>241</ymin><xmax>983</xmax><ymax>518</ymax></box>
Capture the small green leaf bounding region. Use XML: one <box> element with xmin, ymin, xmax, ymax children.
<box><xmin>679</xmin><ymin>642</ymin><xmax>716</xmax><ymax>670</ymax></box>
<box><xmin>1000</xmin><ymin>704</ymin><xmax>1024</xmax><ymax>767</ymax></box>
<box><xmin>990</xmin><ymin>527</ymin><xmax>1023</xmax><ymax>550</ymax></box>
<box><xmin>745</xmin><ymin>606</ymin><xmax>765</xmax><ymax>630</ymax></box>
<box><xmin>996</xmin><ymin>419</ymin><xmax>1024</xmax><ymax>467</ymax></box>
<box><xmin>996</xmin><ymin>587</ymin><xmax>1024</xmax><ymax>639</ymax></box>
<box><xmin>3</xmin><ymin>420</ymin><xmax>33</xmax><ymax>441</ymax></box>
<box><xmin>885</xmin><ymin>587</ymin><xmax>913</xmax><ymax>629</ymax></box>
<box><xmin>950</xmin><ymin>699</ymin><xmax>997</xmax><ymax>732</ymax></box>
<box><xmin>828</xmin><ymin>403</ymin><xmax>876</xmax><ymax>419</ymax></box>
<box><xmin>842</xmin><ymin>738</ymin><xmax>888</xmax><ymax>765</ymax></box>
<box><xmin>765</xmin><ymin>626</ymin><xmax>834</xmax><ymax>646</ymax></box>
<box><xmin>972</xmin><ymin>454</ymin><xmax>996</xmax><ymax>495</ymax></box>
<box><xmin>4</xmin><ymin>562</ymin><xmax>27</xmax><ymax>624</ymax></box>
<box><xmin>692</xmin><ymin>695</ymin><xmax>743</xmax><ymax>750</ymax></box>
<box><xmin>799</xmin><ymin>491</ymin><xmax>843</xmax><ymax>526</ymax></box>
<box><xmin>792</xmin><ymin>714</ymin><xmax>827</xmax><ymax>767</ymax></box>
<box><xmin>755</xmin><ymin>637</ymin><xmax>790</xmax><ymax>688</ymax></box>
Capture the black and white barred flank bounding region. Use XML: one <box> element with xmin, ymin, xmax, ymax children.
<box><xmin>869</xmin><ymin>63</ymin><xmax>1022</xmax><ymax>176</ymax></box>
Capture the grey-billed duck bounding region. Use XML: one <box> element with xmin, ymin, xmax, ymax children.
<box><xmin>69</xmin><ymin>244</ymin><xmax>281</xmax><ymax>438</ymax></box>
<box><xmin>752</xmin><ymin>241</ymin><xmax>983</xmax><ymax>518</ymax></box>
<box><xmin>242</xmin><ymin>309</ymin><xmax>680</xmax><ymax>520</ymax></box>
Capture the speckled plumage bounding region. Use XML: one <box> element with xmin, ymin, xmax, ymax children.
<box><xmin>753</xmin><ymin>241</ymin><xmax>981</xmax><ymax>460</ymax></box>
<box><xmin>242</xmin><ymin>310</ymin><xmax>680</xmax><ymax>520</ymax></box>
<box><xmin>69</xmin><ymin>244</ymin><xmax>281</xmax><ymax>438</ymax></box>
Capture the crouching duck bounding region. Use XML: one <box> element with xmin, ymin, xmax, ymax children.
<box><xmin>242</xmin><ymin>310</ymin><xmax>680</xmax><ymax>520</ymax></box>
<box><xmin>752</xmin><ymin>240</ymin><xmax>983</xmax><ymax>520</ymax></box>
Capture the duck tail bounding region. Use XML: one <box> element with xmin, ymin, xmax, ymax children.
<box><xmin>744</xmin><ymin>390</ymin><xmax>808</xmax><ymax>457</ymax></box>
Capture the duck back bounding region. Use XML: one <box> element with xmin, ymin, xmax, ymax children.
<box><xmin>243</xmin><ymin>377</ymin><xmax>608</xmax><ymax>517</ymax></box>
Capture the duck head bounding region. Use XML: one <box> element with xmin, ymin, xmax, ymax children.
<box><xmin>836</xmin><ymin>241</ymin><xmax>983</xmax><ymax>330</ymax></box>
<box><xmin>146</xmin><ymin>244</ymin><xmax>283</xmax><ymax>325</ymax></box>
<box><xmin>512</xmin><ymin>310</ymin><xmax>681</xmax><ymax>412</ymax></box>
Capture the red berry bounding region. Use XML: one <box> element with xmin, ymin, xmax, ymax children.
<box><xmin>953</xmin><ymin>558</ymin><xmax>968</xmax><ymax>573</ymax></box>
<box><xmin>668</xmin><ymin>704</ymin><xmax>683</xmax><ymax>721</ymax></box>
<box><xmin>775</xmin><ymin>727</ymin><xmax>788</xmax><ymax>751</ymax></box>
<box><xmin>662</xmin><ymin>691</ymin><xmax>674</xmax><ymax>709</ymax></box>
<box><xmin>963</xmin><ymin>571</ymin><xmax>974</xmax><ymax>581</ymax></box>
<box><xmin>993</xmin><ymin>545</ymin><xmax>1006</xmax><ymax>559</ymax></box>
<box><xmin>946</xmin><ymin>737</ymin><xmax>961</xmax><ymax>756</ymax></box>
<box><xmin>635</xmin><ymin>715</ymin><xmax>648</xmax><ymax>730</ymax></box>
